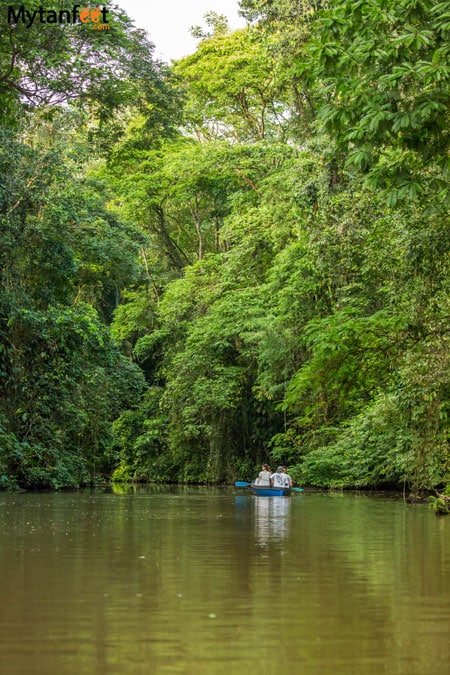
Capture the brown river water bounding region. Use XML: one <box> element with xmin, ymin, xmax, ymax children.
<box><xmin>0</xmin><ymin>486</ymin><xmax>449</xmax><ymax>674</ymax></box>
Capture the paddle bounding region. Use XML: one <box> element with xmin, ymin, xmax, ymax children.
<box><xmin>234</xmin><ymin>481</ymin><xmax>304</xmax><ymax>492</ymax></box>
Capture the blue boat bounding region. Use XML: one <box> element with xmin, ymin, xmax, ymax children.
<box><xmin>250</xmin><ymin>483</ymin><xmax>292</xmax><ymax>497</ymax></box>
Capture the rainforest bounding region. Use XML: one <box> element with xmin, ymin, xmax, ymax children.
<box><xmin>0</xmin><ymin>0</ymin><xmax>449</xmax><ymax>495</ymax></box>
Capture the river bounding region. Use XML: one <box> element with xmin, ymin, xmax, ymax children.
<box><xmin>0</xmin><ymin>486</ymin><xmax>449</xmax><ymax>674</ymax></box>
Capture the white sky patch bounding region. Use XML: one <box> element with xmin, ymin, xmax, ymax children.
<box><xmin>116</xmin><ymin>0</ymin><xmax>247</xmax><ymax>62</ymax></box>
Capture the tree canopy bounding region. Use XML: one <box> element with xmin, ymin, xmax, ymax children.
<box><xmin>1</xmin><ymin>1</ymin><xmax>448</xmax><ymax>495</ymax></box>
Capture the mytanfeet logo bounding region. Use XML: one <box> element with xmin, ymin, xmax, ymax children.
<box><xmin>7</xmin><ymin>5</ymin><xmax>111</xmax><ymax>29</ymax></box>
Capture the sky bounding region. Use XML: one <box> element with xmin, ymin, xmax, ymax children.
<box><xmin>116</xmin><ymin>0</ymin><xmax>247</xmax><ymax>62</ymax></box>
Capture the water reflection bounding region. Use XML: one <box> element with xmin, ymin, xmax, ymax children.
<box><xmin>253</xmin><ymin>496</ymin><xmax>291</xmax><ymax>546</ymax></box>
<box><xmin>0</xmin><ymin>489</ymin><xmax>449</xmax><ymax>675</ymax></box>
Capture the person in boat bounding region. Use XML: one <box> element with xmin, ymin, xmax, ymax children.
<box><xmin>255</xmin><ymin>463</ymin><xmax>272</xmax><ymax>486</ymax></box>
<box><xmin>282</xmin><ymin>467</ymin><xmax>293</xmax><ymax>488</ymax></box>
<box><xmin>270</xmin><ymin>466</ymin><xmax>293</xmax><ymax>488</ymax></box>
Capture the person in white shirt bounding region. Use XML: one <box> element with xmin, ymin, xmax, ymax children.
<box><xmin>255</xmin><ymin>463</ymin><xmax>272</xmax><ymax>486</ymax></box>
<box><xmin>270</xmin><ymin>466</ymin><xmax>293</xmax><ymax>488</ymax></box>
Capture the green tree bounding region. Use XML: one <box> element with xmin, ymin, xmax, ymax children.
<box><xmin>190</xmin><ymin>11</ymin><xmax>230</xmax><ymax>40</ymax></box>
<box><xmin>0</xmin><ymin>129</ymin><xmax>145</xmax><ymax>488</ymax></box>
<box><xmin>174</xmin><ymin>27</ymin><xmax>292</xmax><ymax>141</ymax></box>
<box><xmin>305</xmin><ymin>0</ymin><xmax>450</xmax><ymax>204</ymax></box>
<box><xmin>0</xmin><ymin>0</ymin><xmax>180</xmax><ymax>141</ymax></box>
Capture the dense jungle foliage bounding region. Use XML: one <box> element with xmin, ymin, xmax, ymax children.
<box><xmin>0</xmin><ymin>0</ymin><xmax>449</xmax><ymax>492</ymax></box>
